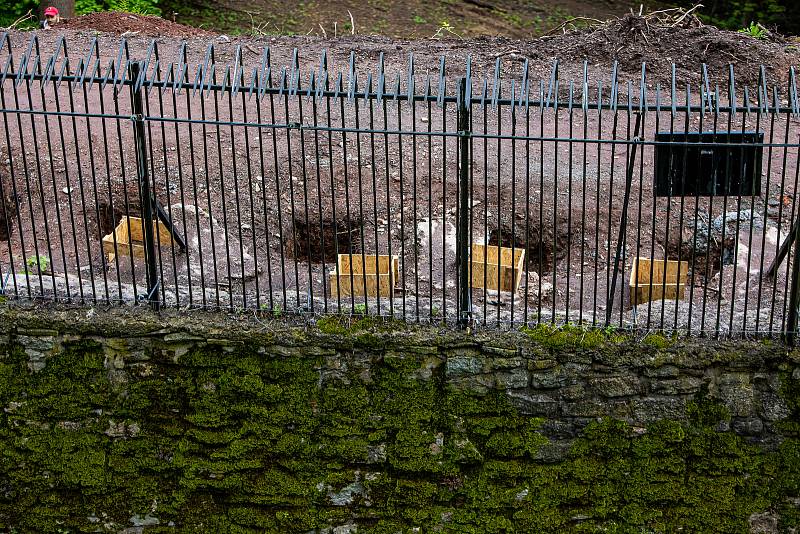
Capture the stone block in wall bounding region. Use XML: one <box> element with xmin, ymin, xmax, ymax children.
<box><xmin>533</xmin><ymin>439</ymin><xmax>571</xmax><ymax>463</ymax></box>
<box><xmin>649</xmin><ymin>376</ymin><xmax>706</xmax><ymax>396</ymax></box>
<box><xmin>491</xmin><ymin>357</ymin><xmax>524</xmax><ymax>370</ymax></box>
<box><xmin>643</xmin><ymin>364</ymin><xmax>680</xmax><ymax>378</ymax></box>
<box><xmin>495</xmin><ymin>367</ymin><xmax>529</xmax><ymax>389</ymax></box>
<box><xmin>481</xmin><ymin>345</ymin><xmax>519</xmax><ymax>357</ymax></box>
<box><xmin>530</xmin><ymin>366</ymin><xmax>569</xmax><ymax>389</ymax></box>
<box><xmin>445</xmin><ymin>354</ymin><xmax>484</xmax><ymax>377</ymax></box>
<box><xmin>527</xmin><ymin>358</ymin><xmax>557</xmax><ymax>370</ymax></box>
<box><xmin>506</xmin><ymin>391</ymin><xmax>558</xmax><ymax>417</ymax></box>
<box><xmin>540</xmin><ymin>419</ymin><xmax>585</xmax><ymax>439</ymax></box>
<box><xmin>748</xmin><ymin>511</ymin><xmax>779</xmax><ymax>534</ymax></box>
<box><xmin>560</xmin><ymin>383</ymin><xmax>585</xmax><ymax>401</ymax></box>
<box><xmin>718</xmin><ymin>372</ymin><xmax>755</xmax><ymax>418</ymax></box>
<box><xmin>563</xmin><ymin>399</ymin><xmax>630</xmax><ymax>419</ymax></box>
<box><xmin>101</xmin><ymin>336</ymin><xmax>149</xmax><ymax>363</ymax></box>
<box><xmin>16</xmin><ymin>334</ymin><xmax>59</xmax><ymax>372</ymax></box>
<box><xmin>632</xmin><ymin>397</ymin><xmax>687</xmax><ymax>424</ymax></box>
<box><xmin>319</xmin><ymin>354</ymin><xmax>350</xmax><ymax>385</ymax></box>
<box><xmin>448</xmin><ymin>374</ymin><xmax>495</xmax><ymax>393</ymax></box>
<box><xmin>415</xmin><ymin>355</ymin><xmax>443</xmax><ymax>381</ymax></box>
<box><xmin>161</xmin><ymin>331</ymin><xmax>205</xmax><ymax>343</ymax></box>
<box><xmin>589</xmin><ymin>376</ymin><xmax>641</xmax><ymax>397</ymax></box>
<box><xmin>731</xmin><ymin>417</ymin><xmax>764</xmax><ymax>436</ymax></box>
<box><xmin>757</xmin><ymin>391</ymin><xmax>791</xmax><ymax>422</ymax></box>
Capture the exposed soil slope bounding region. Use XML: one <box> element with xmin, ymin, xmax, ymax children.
<box><xmin>60</xmin><ymin>11</ymin><xmax>212</xmax><ymax>38</ymax></box>
<box><xmin>20</xmin><ymin>10</ymin><xmax>800</xmax><ymax>88</ymax></box>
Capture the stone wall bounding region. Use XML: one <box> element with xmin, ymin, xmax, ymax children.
<box><xmin>0</xmin><ymin>307</ymin><xmax>799</xmax><ymax>532</ymax></box>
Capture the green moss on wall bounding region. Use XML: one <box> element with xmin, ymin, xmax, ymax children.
<box><xmin>0</xmin><ymin>319</ymin><xmax>798</xmax><ymax>532</ymax></box>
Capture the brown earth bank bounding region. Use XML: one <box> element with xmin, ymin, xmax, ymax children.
<box><xmin>159</xmin><ymin>0</ymin><xmax>666</xmax><ymax>40</ymax></box>
<box><xmin>6</xmin><ymin>10</ymin><xmax>798</xmax><ymax>87</ymax></box>
<box><xmin>59</xmin><ymin>11</ymin><xmax>214</xmax><ymax>38</ymax></box>
<box><xmin>2</xmin><ymin>11</ymin><xmax>800</xmax><ymax>332</ymax></box>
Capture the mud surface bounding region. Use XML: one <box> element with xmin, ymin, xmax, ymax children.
<box><xmin>1</xmin><ymin>16</ymin><xmax>799</xmax><ymax>333</ymax></box>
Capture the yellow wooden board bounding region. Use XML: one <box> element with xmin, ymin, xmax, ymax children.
<box><xmin>102</xmin><ymin>216</ymin><xmax>175</xmax><ymax>263</ymax></box>
<box><xmin>329</xmin><ymin>254</ymin><xmax>399</xmax><ymax>297</ymax></box>
<box><xmin>629</xmin><ymin>257</ymin><xmax>689</xmax><ymax>306</ymax></box>
<box><xmin>470</xmin><ymin>243</ymin><xmax>525</xmax><ymax>293</ymax></box>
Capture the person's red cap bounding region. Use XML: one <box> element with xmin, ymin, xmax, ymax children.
<box><xmin>44</xmin><ymin>7</ymin><xmax>59</xmax><ymax>16</ymax></box>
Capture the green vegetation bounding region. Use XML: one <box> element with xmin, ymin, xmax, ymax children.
<box><xmin>24</xmin><ymin>254</ymin><xmax>49</xmax><ymax>275</ymax></box>
<box><xmin>0</xmin><ymin>1</ymin><xmax>39</xmax><ymax>28</ymax></box>
<box><xmin>521</xmin><ymin>322</ymin><xmax>629</xmax><ymax>349</ymax></box>
<box><xmin>670</xmin><ymin>0</ymin><xmax>797</xmax><ymax>35</ymax></box>
<box><xmin>0</xmin><ymin>327</ymin><xmax>798</xmax><ymax>531</ymax></box>
<box><xmin>739</xmin><ymin>20</ymin><xmax>769</xmax><ymax>39</ymax></box>
<box><xmin>1</xmin><ymin>0</ymin><xmax>160</xmax><ymax>29</ymax></box>
<box><xmin>95</xmin><ymin>0</ymin><xmax>161</xmax><ymax>16</ymax></box>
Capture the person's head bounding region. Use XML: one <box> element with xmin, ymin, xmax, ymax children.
<box><xmin>43</xmin><ymin>7</ymin><xmax>60</xmax><ymax>26</ymax></box>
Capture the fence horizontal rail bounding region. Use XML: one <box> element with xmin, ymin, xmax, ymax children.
<box><xmin>2</xmin><ymin>107</ymin><xmax>799</xmax><ymax>148</ymax></box>
<box><xmin>1</xmin><ymin>35</ymin><xmax>799</xmax><ymax>340</ymax></box>
<box><xmin>1</xmin><ymin>71</ymin><xmax>799</xmax><ymax>116</ymax></box>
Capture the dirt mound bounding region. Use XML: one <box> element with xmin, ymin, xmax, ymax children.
<box><xmin>534</xmin><ymin>13</ymin><xmax>796</xmax><ymax>86</ymax></box>
<box><xmin>61</xmin><ymin>12</ymin><xmax>213</xmax><ymax>38</ymax></box>
<box><xmin>14</xmin><ymin>6</ymin><xmax>798</xmax><ymax>89</ymax></box>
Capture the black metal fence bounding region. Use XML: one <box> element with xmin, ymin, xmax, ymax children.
<box><xmin>1</xmin><ymin>34</ymin><xmax>800</xmax><ymax>339</ymax></box>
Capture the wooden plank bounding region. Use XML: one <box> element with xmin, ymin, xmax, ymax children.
<box><xmin>330</xmin><ymin>254</ymin><xmax>399</xmax><ymax>297</ymax></box>
<box><xmin>629</xmin><ymin>257</ymin><xmax>689</xmax><ymax>306</ymax></box>
<box><xmin>634</xmin><ymin>257</ymin><xmax>687</xmax><ymax>285</ymax></box>
<box><xmin>101</xmin><ymin>216</ymin><xmax>175</xmax><ymax>263</ymax></box>
<box><xmin>338</xmin><ymin>254</ymin><xmax>397</xmax><ymax>275</ymax></box>
<box><xmin>470</xmin><ymin>244</ymin><xmax>525</xmax><ymax>293</ymax></box>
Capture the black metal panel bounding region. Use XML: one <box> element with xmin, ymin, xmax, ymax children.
<box><xmin>654</xmin><ymin>131</ymin><xmax>763</xmax><ymax>197</ymax></box>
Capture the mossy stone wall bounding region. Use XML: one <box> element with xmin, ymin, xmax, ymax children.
<box><xmin>1</xmin><ymin>308</ymin><xmax>799</xmax><ymax>533</ymax></box>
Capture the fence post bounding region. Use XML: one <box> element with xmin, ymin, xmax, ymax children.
<box><xmin>605</xmin><ymin>112</ymin><xmax>642</xmax><ymax>327</ymax></box>
<box><xmin>457</xmin><ymin>77</ymin><xmax>472</xmax><ymax>330</ymax></box>
<box><xmin>785</xmin><ymin>207</ymin><xmax>800</xmax><ymax>345</ymax></box>
<box><xmin>129</xmin><ymin>61</ymin><xmax>160</xmax><ymax>311</ymax></box>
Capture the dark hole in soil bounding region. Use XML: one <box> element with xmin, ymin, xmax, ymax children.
<box><xmin>0</xmin><ymin>192</ymin><xmax>18</xmax><ymax>242</ymax></box>
<box><xmin>488</xmin><ymin>220</ymin><xmax>575</xmax><ymax>272</ymax></box>
<box><xmin>285</xmin><ymin>216</ymin><xmax>362</xmax><ymax>263</ymax></box>
<box><xmin>664</xmin><ymin>233</ymin><xmax>735</xmax><ymax>283</ymax></box>
<box><xmin>98</xmin><ymin>200</ymin><xmax>142</xmax><ymax>240</ymax></box>
<box><xmin>97</xmin><ymin>183</ymin><xmax>169</xmax><ymax>240</ymax></box>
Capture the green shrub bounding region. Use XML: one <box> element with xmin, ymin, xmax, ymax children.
<box><xmin>75</xmin><ymin>0</ymin><xmax>104</xmax><ymax>14</ymax></box>
<box><xmin>738</xmin><ymin>21</ymin><xmax>769</xmax><ymax>39</ymax></box>
<box><xmin>0</xmin><ymin>0</ymin><xmax>162</xmax><ymax>27</ymax></box>
<box><xmin>0</xmin><ymin>0</ymin><xmax>38</xmax><ymax>29</ymax></box>
<box><xmin>106</xmin><ymin>0</ymin><xmax>161</xmax><ymax>16</ymax></box>
<box><xmin>670</xmin><ymin>0</ymin><xmax>791</xmax><ymax>34</ymax></box>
